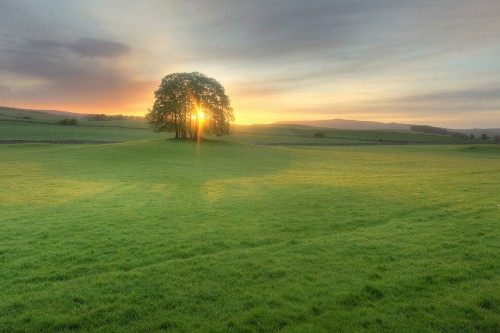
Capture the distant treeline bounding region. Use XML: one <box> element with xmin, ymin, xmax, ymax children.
<box><xmin>85</xmin><ymin>114</ymin><xmax>143</xmax><ymax>121</ymax></box>
<box><xmin>410</xmin><ymin>125</ymin><xmax>468</xmax><ymax>138</ymax></box>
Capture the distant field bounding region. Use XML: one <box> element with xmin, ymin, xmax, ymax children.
<box><xmin>0</xmin><ymin>107</ymin><xmax>165</xmax><ymax>142</ymax></box>
<box><xmin>1</xmin><ymin>140</ymin><xmax>499</xmax><ymax>332</ymax></box>
<box><xmin>214</xmin><ymin>124</ymin><xmax>479</xmax><ymax>145</ymax></box>
<box><xmin>0</xmin><ymin>107</ymin><xmax>482</xmax><ymax>145</ymax></box>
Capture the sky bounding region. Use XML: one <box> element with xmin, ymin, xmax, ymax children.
<box><xmin>0</xmin><ymin>0</ymin><xmax>499</xmax><ymax>128</ymax></box>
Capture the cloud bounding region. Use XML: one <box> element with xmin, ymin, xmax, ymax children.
<box><xmin>0</xmin><ymin>35</ymin><xmax>150</xmax><ymax>112</ymax></box>
<box><xmin>164</xmin><ymin>0</ymin><xmax>383</xmax><ymax>63</ymax></box>
<box><xmin>359</xmin><ymin>85</ymin><xmax>500</xmax><ymax>124</ymax></box>
<box><xmin>399</xmin><ymin>86</ymin><xmax>500</xmax><ymax>103</ymax></box>
<box><xmin>28</xmin><ymin>38</ymin><xmax>130</xmax><ymax>58</ymax></box>
<box><xmin>1</xmin><ymin>37</ymin><xmax>130</xmax><ymax>83</ymax></box>
<box><xmin>67</xmin><ymin>38</ymin><xmax>130</xmax><ymax>58</ymax></box>
<box><xmin>0</xmin><ymin>1</ymin><xmax>143</xmax><ymax>112</ymax></box>
<box><xmin>164</xmin><ymin>0</ymin><xmax>499</xmax><ymax>67</ymax></box>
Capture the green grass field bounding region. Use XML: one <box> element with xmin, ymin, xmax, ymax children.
<box><xmin>1</xmin><ymin>137</ymin><xmax>499</xmax><ymax>332</ymax></box>
<box><xmin>221</xmin><ymin>124</ymin><xmax>478</xmax><ymax>145</ymax></box>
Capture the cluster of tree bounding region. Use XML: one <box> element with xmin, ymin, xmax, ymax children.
<box><xmin>85</xmin><ymin>114</ymin><xmax>142</xmax><ymax>121</ymax></box>
<box><xmin>146</xmin><ymin>72</ymin><xmax>234</xmax><ymax>140</ymax></box>
<box><xmin>481</xmin><ymin>133</ymin><xmax>500</xmax><ymax>142</ymax></box>
<box><xmin>58</xmin><ymin>118</ymin><xmax>78</xmax><ymax>126</ymax></box>
<box><xmin>409</xmin><ymin>125</ymin><xmax>468</xmax><ymax>138</ymax></box>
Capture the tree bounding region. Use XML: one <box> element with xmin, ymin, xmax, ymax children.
<box><xmin>146</xmin><ymin>72</ymin><xmax>234</xmax><ymax>140</ymax></box>
<box><xmin>314</xmin><ymin>132</ymin><xmax>325</xmax><ymax>138</ymax></box>
<box><xmin>58</xmin><ymin>118</ymin><xmax>78</xmax><ymax>125</ymax></box>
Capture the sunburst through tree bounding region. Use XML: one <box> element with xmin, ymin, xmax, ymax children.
<box><xmin>146</xmin><ymin>72</ymin><xmax>234</xmax><ymax>141</ymax></box>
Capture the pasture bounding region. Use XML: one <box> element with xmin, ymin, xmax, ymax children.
<box><xmin>0</xmin><ymin>108</ymin><xmax>162</xmax><ymax>142</ymax></box>
<box><xmin>1</xmin><ymin>137</ymin><xmax>499</xmax><ymax>332</ymax></box>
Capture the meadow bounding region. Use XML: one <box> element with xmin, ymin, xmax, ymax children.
<box><xmin>0</xmin><ymin>107</ymin><xmax>162</xmax><ymax>142</ymax></box>
<box><xmin>1</xmin><ymin>130</ymin><xmax>499</xmax><ymax>332</ymax></box>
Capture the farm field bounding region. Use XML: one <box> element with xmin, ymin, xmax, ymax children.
<box><xmin>1</xmin><ymin>139</ymin><xmax>499</xmax><ymax>332</ymax></box>
<box><xmin>0</xmin><ymin>107</ymin><xmax>164</xmax><ymax>142</ymax></box>
<box><xmin>0</xmin><ymin>107</ymin><xmax>480</xmax><ymax>146</ymax></box>
<box><xmin>224</xmin><ymin>124</ymin><xmax>478</xmax><ymax>145</ymax></box>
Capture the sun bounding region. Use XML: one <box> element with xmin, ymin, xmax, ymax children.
<box><xmin>198</xmin><ymin>110</ymin><xmax>205</xmax><ymax>121</ymax></box>
<box><xmin>191</xmin><ymin>108</ymin><xmax>205</xmax><ymax>120</ymax></box>
<box><xmin>193</xmin><ymin>108</ymin><xmax>205</xmax><ymax>127</ymax></box>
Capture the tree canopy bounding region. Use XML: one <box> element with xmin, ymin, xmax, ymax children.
<box><xmin>146</xmin><ymin>72</ymin><xmax>234</xmax><ymax>140</ymax></box>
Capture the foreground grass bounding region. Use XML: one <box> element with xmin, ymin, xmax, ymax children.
<box><xmin>0</xmin><ymin>141</ymin><xmax>499</xmax><ymax>332</ymax></box>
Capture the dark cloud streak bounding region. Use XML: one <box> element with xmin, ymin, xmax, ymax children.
<box><xmin>398</xmin><ymin>86</ymin><xmax>500</xmax><ymax>103</ymax></box>
<box><xmin>28</xmin><ymin>38</ymin><xmax>130</xmax><ymax>58</ymax></box>
<box><xmin>366</xmin><ymin>86</ymin><xmax>500</xmax><ymax>120</ymax></box>
<box><xmin>67</xmin><ymin>38</ymin><xmax>130</xmax><ymax>58</ymax></box>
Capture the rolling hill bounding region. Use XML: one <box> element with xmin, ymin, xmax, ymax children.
<box><xmin>273</xmin><ymin>119</ymin><xmax>410</xmax><ymax>130</ymax></box>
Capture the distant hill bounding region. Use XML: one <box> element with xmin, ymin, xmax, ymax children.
<box><xmin>0</xmin><ymin>106</ymin><xmax>144</xmax><ymax>120</ymax></box>
<box><xmin>273</xmin><ymin>119</ymin><xmax>410</xmax><ymax>130</ymax></box>
<box><xmin>33</xmin><ymin>109</ymin><xmax>88</xmax><ymax>118</ymax></box>
<box><xmin>455</xmin><ymin>128</ymin><xmax>500</xmax><ymax>137</ymax></box>
<box><xmin>272</xmin><ymin>118</ymin><xmax>500</xmax><ymax>137</ymax></box>
<box><xmin>0</xmin><ymin>106</ymin><xmax>87</xmax><ymax>119</ymax></box>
